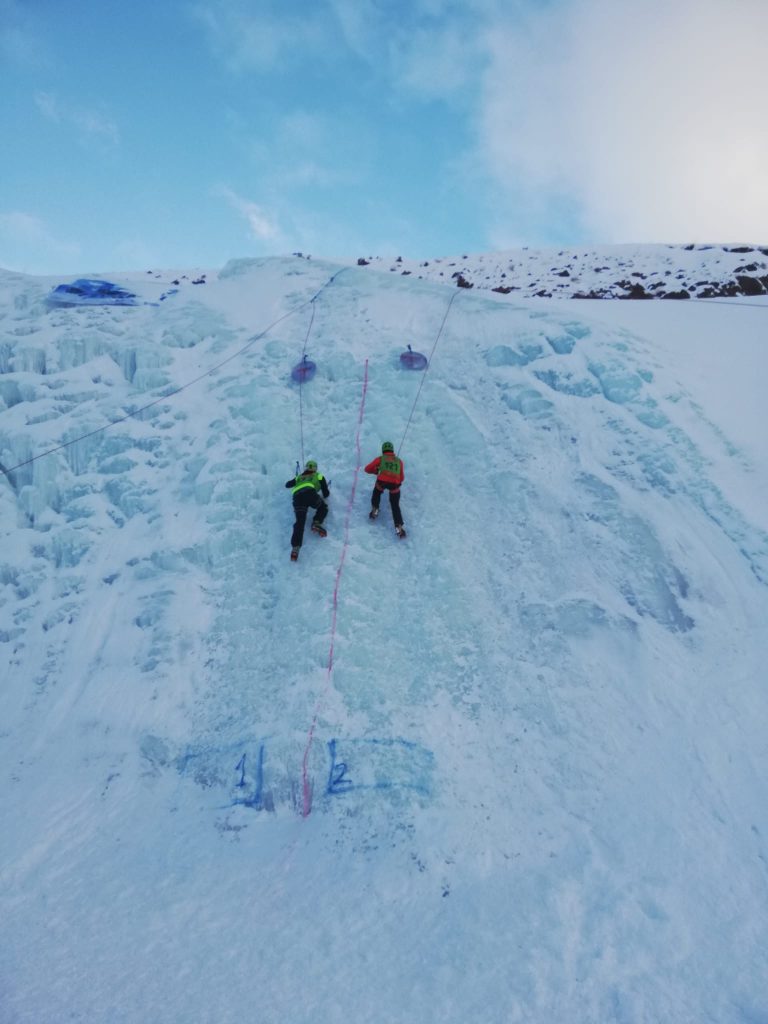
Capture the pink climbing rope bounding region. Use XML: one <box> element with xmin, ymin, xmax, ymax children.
<box><xmin>301</xmin><ymin>358</ymin><xmax>369</xmax><ymax>817</ymax></box>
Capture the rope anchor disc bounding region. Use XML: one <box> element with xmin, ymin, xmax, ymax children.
<box><xmin>399</xmin><ymin>344</ymin><xmax>428</xmax><ymax>371</ymax></box>
<box><xmin>291</xmin><ymin>355</ymin><xmax>317</xmax><ymax>383</ymax></box>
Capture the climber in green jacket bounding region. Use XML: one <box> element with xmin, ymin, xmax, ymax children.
<box><xmin>285</xmin><ymin>459</ymin><xmax>330</xmax><ymax>560</ymax></box>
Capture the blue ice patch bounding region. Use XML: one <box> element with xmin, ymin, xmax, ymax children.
<box><xmin>47</xmin><ymin>279</ymin><xmax>139</xmax><ymax>308</ymax></box>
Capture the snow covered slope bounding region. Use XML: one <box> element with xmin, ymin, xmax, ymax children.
<box><xmin>1</xmin><ymin>254</ymin><xmax>767</xmax><ymax>1023</ymax></box>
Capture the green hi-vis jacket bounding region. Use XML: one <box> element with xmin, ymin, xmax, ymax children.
<box><xmin>285</xmin><ymin>471</ymin><xmax>330</xmax><ymax>498</ymax></box>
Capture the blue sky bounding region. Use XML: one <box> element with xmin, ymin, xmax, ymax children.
<box><xmin>1</xmin><ymin>0</ymin><xmax>767</xmax><ymax>274</ymax></box>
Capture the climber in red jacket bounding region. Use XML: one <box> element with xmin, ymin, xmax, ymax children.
<box><xmin>365</xmin><ymin>441</ymin><xmax>406</xmax><ymax>538</ymax></box>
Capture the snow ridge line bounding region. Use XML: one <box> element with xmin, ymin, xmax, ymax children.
<box><xmin>301</xmin><ymin>357</ymin><xmax>370</xmax><ymax>818</ymax></box>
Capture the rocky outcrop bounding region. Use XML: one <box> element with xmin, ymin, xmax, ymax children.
<box><xmin>353</xmin><ymin>243</ymin><xmax>768</xmax><ymax>300</ymax></box>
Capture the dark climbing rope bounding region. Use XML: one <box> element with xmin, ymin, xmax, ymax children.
<box><xmin>398</xmin><ymin>288</ymin><xmax>460</xmax><ymax>455</ymax></box>
<box><xmin>298</xmin><ymin>300</ymin><xmax>316</xmax><ymax>467</ymax></box>
<box><xmin>295</xmin><ymin>267</ymin><xmax>348</xmax><ymax>467</ymax></box>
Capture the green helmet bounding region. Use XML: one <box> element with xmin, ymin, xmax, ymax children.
<box><xmin>382</xmin><ymin>441</ymin><xmax>394</xmax><ymax>453</ymax></box>
<box><xmin>305</xmin><ymin>459</ymin><xmax>317</xmax><ymax>472</ymax></box>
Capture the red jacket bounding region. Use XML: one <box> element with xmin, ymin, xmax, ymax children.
<box><xmin>365</xmin><ymin>453</ymin><xmax>404</xmax><ymax>490</ymax></box>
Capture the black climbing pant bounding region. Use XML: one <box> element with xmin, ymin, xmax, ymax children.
<box><xmin>291</xmin><ymin>489</ymin><xmax>328</xmax><ymax>548</ymax></box>
<box><xmin>371</xmin><ymin>482</ymin><xmax>403</xmax><ymax>528</ymax></box>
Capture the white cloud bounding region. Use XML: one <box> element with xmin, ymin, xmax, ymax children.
<box><xmin>260</xmin><ymin>110</ymin><xmax>363</xmax><ymax>187</ymax></box>
<box><xmin>0</xmin><ymin>211</ymin><xmax>80</xmax><ymax>272</ymax></box>
<box><xmin>476</xmin><ymin>0</ymin><xmax>768</xmax><ymax>242</ymax></box>
<box><xmin>196</xmin><ymin>0</ymin><xmax>485</xmax><ymax>98</ymax></box>
<box><xmin>326</xmin><ymin>0</ymin><xmax>382</xmax><ymax>62</ymax></box>
<box><xmin>214</xmin><ymin>186</ymin><xmax>282</xmax><ymax>242</ymax></box>
<box><xmin>227</xmin><ymin>104</ymin><xmax>364</xmax><ymax>195</ymax></box>
<box><xmin>34</xmin><ymin>91</ymin><xmax>120</xmax><ymax>146</ymax></box>
<box><xmin>391</xmin><ymin>23</ymin><xmax>481</xmax><ymax>99</ymax></box>
<box><xmin>192</xmin><ymin>0</ymin><xmax>768</xmax><ymax>245</ymax></box>
<box><xmin>191</xmin><ymin>1</ymin><xmax>327</xmax><ymax>73</ymax></box>
<box><xmin>329</xmin><ymin>0</ymin><xmax>488</xmax><ymax>99</ymax></box>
